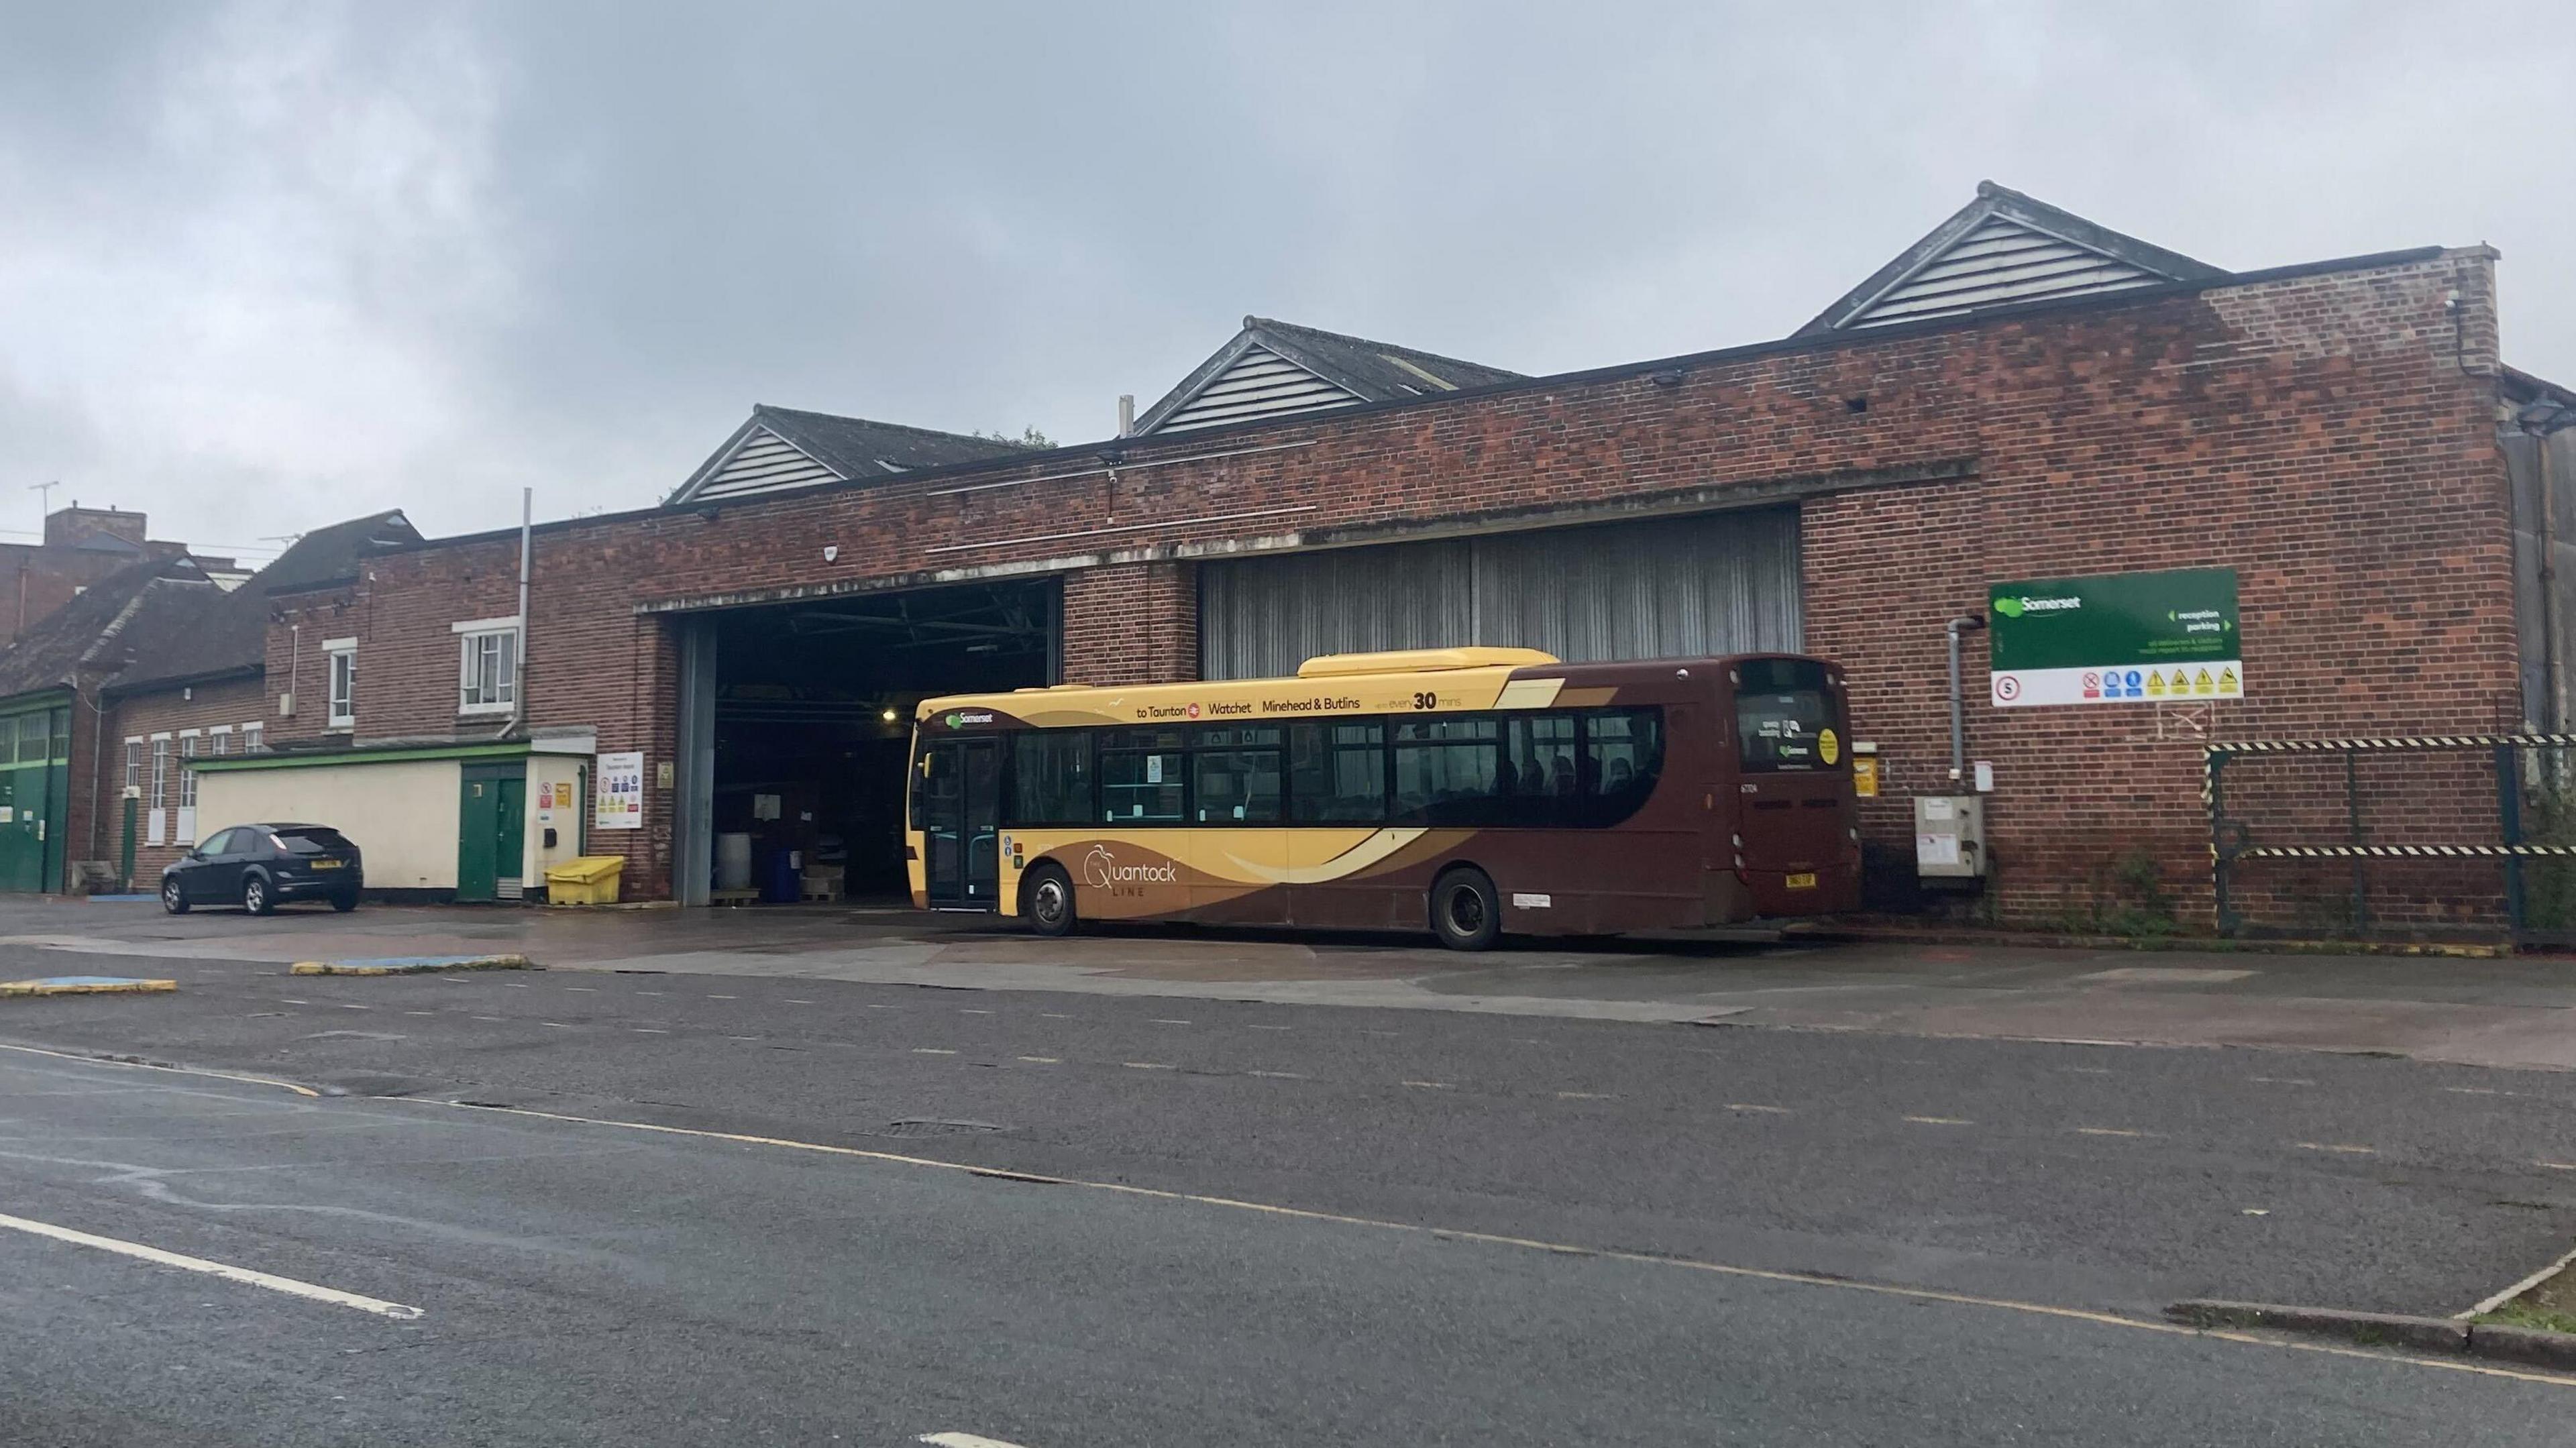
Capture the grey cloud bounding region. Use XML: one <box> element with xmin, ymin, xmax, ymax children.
<box><xmin>1</xmin><ymin>0</ymin><xmax>2569</xmax><ymax>553</ymax></box>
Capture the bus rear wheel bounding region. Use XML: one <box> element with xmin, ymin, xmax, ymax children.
<box><xmin>1430</xmin><ymin>868</ymin><xmax>1501</xmax><ymax>952</ymax></box>
<box><xmin>1022</xmin><ymin>862</ymin><xmax>1077</xmax><ymax>939</ymax></box>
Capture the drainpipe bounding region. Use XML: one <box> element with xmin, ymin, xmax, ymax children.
<box><xmin>1946</xmin><ymin>615</ymin><xmax>1986</xmax><ymax>783</ymax></box>
<box><xmin>498</xmin><ymin>487</ymin><xmax>532</xmax><ymax>739</ymax></box>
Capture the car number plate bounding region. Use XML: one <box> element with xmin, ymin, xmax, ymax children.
<box><xmin>309</xmin><ymin>860</ymin><xmax>343</xmax><ymax>870</ymax></box>
<box><xmin>1785</xmin><ymin>871</ymin><xmax>1817</xmax><ymax>889</ymax></box>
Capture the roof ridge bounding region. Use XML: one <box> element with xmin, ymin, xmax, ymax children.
<box><xmin>1243</xmin><ymin>316</ymin><xmax>1524</xmax><ymax>378</ymax></box>
<box><xmin>753</xmin><ymin>403</ymin><xmax>1033</xmax><ymax>448</ymax></box>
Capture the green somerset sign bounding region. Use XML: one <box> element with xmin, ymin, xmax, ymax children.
<box><xmin>1987</xmin><ymin>567</ymin><xmax>2241</xmax><ymax>708</ymax></box>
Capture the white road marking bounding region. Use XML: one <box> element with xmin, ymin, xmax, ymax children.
<box><xmin>2296</xmin><ymin>1142</ymin><xmax>2377</xmax><ymax>1155</ymax></box>
<box><xmin>2252</xmin><ymin>1076</ymin><xmax>2314</xmax><ymax>1086</ymax></box>
<box><xmin>0</xmin><ymin>1211</ymin><xmax>421</xmax><ymax>1320</ymax></box>
<box><xmin>334</xmin><ymin>1004</ymin><xmax>371</xmax><ymax>1011</ymax></box>
<box><xmin>1246</xmin><ymin>1024</ymin><xmax>1293</xmax><ymax>1032</ymax></box>
<box><xmin>633</xmin><ymin>1028</ymin><xmax>669</xmax><ymax>1034</ymax></box>
<box><xmin>280</xmin><ymin>999</ymin><xmax>310</xmax><ymax>1005</ymax></box>
<box><xmin>1725</xmin><ymin>1103</ymin><xmax>1791</xmax><ymax>1114</ymax></box>
<box><xmin>2075</xmin><ymin>1127</ymin><xmax>2149</xmax><ymax>1138</ymax></box>
<box><xmin>403</xmin><ymin>1011</ymin><xmax>435</xmax><ymax>1017</ymax></box>
<box><xmin>2063</xmin><ymin>1066</ymin><xmax>2113</xmax><ymax>1075</ymax></box>
<box><xmin>2540</xmin><ymin>1160</ymin><xmax>2576</xmax><ymax>1172</ymax></box>
<box><xmin>1904</xmin><ymin>1115</ymin><xmax>1973</xmax><ymax>1126</ymax></box>
<box><xmin>1016</xmin><ymin>1056</ymin><xmax>1059</xmax><ymax>1064</ymax></box>
<box><xmin>960</xmin><ymin>1009</ymin><xmax>993</xmax><ymax>1015</ymax></box>
<box><xmin>2445</xmin><ymin>1086</ymin><xmax>2501</xmax><ymax>1097</ymax></box>
<box><xmin>635</xmin><ymin>991</ymin><xmax>667</xmax><ymax>996</ymax></box>
<box><xmin>1401</xmin><ymin>1080</ymin><xmax>1453</xmax><ymax>1091</ymax></box>
<box><xmin>706</xmin><ymin>995</ymin><xmax>738</xmax><ymax>1000</ymax></box>
<box><xmin>541</xmin><ymin>1022</ymin><xmax>574</xmax><ymax>1030</ymax></box>
<box><xmin>1123</xmin><ymin>1062</ymin><xmax>1175</xmax><ymax>1071</ymax></box>
<box><xmin>912</xmin><ymin>1048</ymin><xmax>957</xmax><ymax>1056</ymax></box>
<box><xmin>504</xmin><ymin>983</ymin><xmax>529</xmax><ymax>989</ymax></box>
<box><xmin>784</xmin><ymin>999</ymin><xmax>814</xmax><ymax>1005</ymax></box>
<box><xmin>1556</xmin><ymin>1091</ymin><xmax>1614</xmax><ymax>1101</ymax></box>
<box><xmin>725</xmin><ymin>1035</ymin><xmax>757</xmax><ymax>1042</ymax></box>
<box><xmin>472</xmin><ymin>1016</ymin><xmax>504</xmax><ymax>1023</ymax></box>
<box><xmin>920</xmin><ymin>1433</ymin><xmax>1031</xmax><ymax>1448</ymax></box>
<box><xmin>1150</xmin><ymin>1019</ymin><xmax>1191</xmax><ymax>1025</ymax></box>
<box><xmin>1039</xmin><ymin>1012</ymin><xmax>1073</xmax><ymax>1019</ymax></box>
<box><xmin>2464</xmin><ymin>1242</ymin><xmax>2576</xmax><ymax>1319</ymax></box>
<box><xmin>1248</xmin><ymin>1070</ymin><xmax>1307</xmax><ymax>1080</ymax></box>
<box><xmin>2242</xmin><ymin>1208</ymin><xmax>2271</xmax><ymax>1217</ymax></box>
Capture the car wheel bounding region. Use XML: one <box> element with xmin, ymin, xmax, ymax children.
<box><xmin>330</xmin><ymin>892</ymin><xmax>358</xmax><ymax>913</ymax></box>
<box><xmin>242</xmin><ymin>873</ymin><xmax>273</xmax><ymax>916</ymax></box>
<box><xmin>160</xmin><ymin>877</ymin><xmax>189</xmax><ymax>915</ymax></box>
<box><xmin>1430</xmin><ymin>867</ymin><xmax>1502</xmax><ymax>952</ymax></box>
<box><xmin>1022</xmin><ymin>862</ymin><xmax>1077</xmax><ymax>938</ymax></box>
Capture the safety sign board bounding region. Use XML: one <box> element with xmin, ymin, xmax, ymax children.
<box><xmin>1986</xmin><ymin>567</ymin><xmax>2243</xmax><ymax>708</ymax></box>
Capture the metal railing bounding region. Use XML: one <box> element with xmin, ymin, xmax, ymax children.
<box><xmin>2206</xmin><ymin>734</ymin><xmax>2576</xmax><ymax>939</ymax></box>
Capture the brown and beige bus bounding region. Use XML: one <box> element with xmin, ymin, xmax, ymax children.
<box><xmin>907</xmin><ymin>648</ymin><xmax>1860</xmax><ymax>950</ymax></box>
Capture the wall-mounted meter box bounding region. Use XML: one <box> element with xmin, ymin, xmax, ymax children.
<box><xmin>1915</xmin><ymin>795</ymin><xmax>1986</xmax><ymax>879</ymax></box>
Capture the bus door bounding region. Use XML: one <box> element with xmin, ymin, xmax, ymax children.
<box><xmin>918</xmin><ymin>738</ymin><xmax>1001</xmax><ymax>909</ymax></box>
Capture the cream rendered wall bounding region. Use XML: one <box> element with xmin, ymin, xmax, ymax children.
<box><xmin>527</xmin><ymin>754</ymin><xmax>584</xmax><ymax>883</ymax></box>
<box><xmin>197</xmin><ymin>760</ymin><xmax>464</xmax><ymax>890</ymax></box>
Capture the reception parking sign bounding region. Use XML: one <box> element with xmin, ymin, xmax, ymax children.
<box><xmin>1987</xmin><ymin>568</ymin><xmax>2241</xmax><ymax>708</ymax></box>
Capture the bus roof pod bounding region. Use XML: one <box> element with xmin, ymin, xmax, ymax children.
<box><xmin>1295</xmin><ymin>647</ymin><xmax>1560</xmax><ymax>678</ymax></box>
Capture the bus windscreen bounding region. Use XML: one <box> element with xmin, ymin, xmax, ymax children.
<box><xmin>1735</xmin><ymin>659</ymin><xmax>1835</xmax><ymax>771</ymax></box>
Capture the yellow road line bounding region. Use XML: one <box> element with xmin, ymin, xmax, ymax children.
<box><xmin>0</xmin><ymin>1040</ymin><xmax>319</xmax><ymax>1097</ymax></box>
<box><xmin>405</xmin><ymin>1098</ymin><xmax>2576</xmax><ymax>1388</ymax></box>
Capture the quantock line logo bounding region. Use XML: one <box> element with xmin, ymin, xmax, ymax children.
<box><xmin>1081</xmin><ymin>845</ymin><xmax>1177</xmax><ymax>889</ymax></box>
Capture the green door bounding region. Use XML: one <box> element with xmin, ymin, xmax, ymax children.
<box><xmin>456</xmin><ymin>764</ymin><xmax>525</xmax><ymax>903</ymax></box>
<box><xmin>0</xmin><ymin>706</ymin><xmax>66</xmax><ymax>893</ymax></box>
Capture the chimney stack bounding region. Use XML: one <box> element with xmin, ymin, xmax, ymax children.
<box><xmin>1117</xmin><ymin>394</ymin><xmax>1135</xmax><ymax>437</ymax></box>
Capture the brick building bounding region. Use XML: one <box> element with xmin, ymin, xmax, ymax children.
<box><xmin>182</xmin><ymin>185</ymin><xmax>2573</xmax><ymax>929</ymax></box>
<box><xmin>0</xmin><ymin>504</ymin><xmax>237</xmax><ymax>645</ymax></box>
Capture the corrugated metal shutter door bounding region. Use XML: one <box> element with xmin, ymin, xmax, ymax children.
<box><xmin>1200</xmin><ymin>508</ymin><xmax>1801</xmax><ymax>679</ymax></box>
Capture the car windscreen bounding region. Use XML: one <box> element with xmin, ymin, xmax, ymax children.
<box><xmin>1735</xmin><ymin>659</ymin><xmax>1837</xmax><ymax>772</ymax></box>
<box><xmin>272</xmin><ymin>827</ymin><xmax>356</xmax><ymax>854</ymax></box>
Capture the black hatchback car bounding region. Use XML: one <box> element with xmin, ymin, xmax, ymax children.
<box><xmin>161</xmin><ymin>823</ymin><xmax>364</xmax><ymax>915</ymax></box>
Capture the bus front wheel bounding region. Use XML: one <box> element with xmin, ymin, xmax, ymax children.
<box><xmin>1022</xmin><ymin>862</ymin><xmax>1077</xmax><ymax>939</ymax></box>
<box><xmin>1430</xmin><ymin>868</ymin><xmax>1501</xmax><ymax>952</ymax></box>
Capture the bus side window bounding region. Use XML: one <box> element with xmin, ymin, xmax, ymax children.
<box><xmin>1191</xmin><ymin>724</ymin><xmax>1283</xmax><ymax>822</ymax></box>
<box><xmin>1098</xmin><ymin>727</ymin><xmax>1187</xmax><ymax>824</ymax></box>
<box><xmin>1505</xmin><ymin>714</ymin><xmax>1578</xmax><ymax>826</ymax></box>
<box><xmin>1010</xmin><ymin>732</ymin><xmax>1093</xmax><ymax>826</ymax></box>
<box><xmin>1393</xmin><ymin>716</ymin><xmax>1505</xmax><ymax>827</ymax></box>
<box><xmin>1580</xmin><ymin>708</ymin><xmax>1664</xmax><ymax>825</ymax></box>
<box><xmin>1288</xmin><ymin>721</ymin><xmax>1386</xmax><ymax>823</ymax></box>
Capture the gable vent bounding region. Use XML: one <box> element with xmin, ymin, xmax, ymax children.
<box><xmin>1845</xmin><ymin>217</ymin><xmax>2169</xmax><ymax>329</ymax></box>
<box><xmin>692</xmin><ymin>427</ymin><xmax>844</xmax><ymax>501</ymax></box>
<box><xmin>1152</xmin><ymin>345</ymin><xmax>1362</xmax><ymax>434</ymax></box>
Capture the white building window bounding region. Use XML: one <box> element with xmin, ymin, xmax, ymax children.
<box><xmin>123</xmin><ymin>737</ymin><xmax>141</xmax><ymax>794</ymax></box>
<box><xmin>454</xmin><ymin>617</ymin><xmax>521</xmax><ymax>716</ymax></box>
<box><xmin>243</xmin><ymin>721</ymin><xmax>264</xmax><ymax>754</ymax></box>
<box><xmin>149</xmin><ymin>736</ymin><xmax>169</xmax><ymax>810</ymax></box>
<box><xmin>209</xmin><ymin>726</ymin><xmax>231</xmax><ymax>757</ymax></box>
<box><xmin>325</xmin><ymin>638</ymin><xmax>357</xmax><ymax>728</ymax></box>
<box><xmin>179</xmin><ymin>733</ymin><xmax>199</xmax><ymax>807</ymax></box>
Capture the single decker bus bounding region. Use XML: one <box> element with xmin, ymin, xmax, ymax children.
<box><xmin>907</xmin><ymin>648</ymin><xmax>1859</xmax><ymax>950</ymax></box>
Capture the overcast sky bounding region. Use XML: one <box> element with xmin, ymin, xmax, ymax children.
<box><xmin>3</xmin><ymin>1</ymin><xmax>2571</xmax><ymax>561</ymax></box>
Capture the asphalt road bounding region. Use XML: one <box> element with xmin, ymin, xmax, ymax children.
<box><xmin>5</xmin><ymin>940</ymin><xmax>2576</xmax><ymax>1443</ymax></box>
<box><xmin>5</xmin><ymin>1046</ymin><xmax>2573</xmax><ymax>1447</ymax></box>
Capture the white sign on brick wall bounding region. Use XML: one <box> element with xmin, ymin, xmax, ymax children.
<box><xmin>594</xmin><ymin>752</ymin><xmax>645</xmax><ymax>831</ymax></box>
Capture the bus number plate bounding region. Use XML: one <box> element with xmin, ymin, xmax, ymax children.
<box><xmin>1785</xmin><ymin>872</ymin><xmax>1817</xmax><ymax>890</ymax></box>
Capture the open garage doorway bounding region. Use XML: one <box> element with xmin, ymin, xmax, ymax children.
<box><xmin>684</xmin><ymin>578</ymin><xmax>1056</xmax><ymax>905</ymax></box>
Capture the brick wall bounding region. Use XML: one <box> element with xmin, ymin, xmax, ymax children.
<box><xmin>1063</xmin><ymin>561</ymin><xmax>1198</xmax><ymax>684</ymax></box>
<box><xmin>101</xmin><ymin>675</ymin><xmax>270</xmax><ymax>884</ymax></box>
<box><xmin>268</xmin><ymin>249</ymin><xmax>2516</xmax><ymax>922</ymax></box>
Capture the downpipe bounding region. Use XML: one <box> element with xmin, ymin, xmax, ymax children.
<box><xmin>1946</xmin><ymin>614</ymin><xmax>1986</xmax><ymax>782</ymax></box>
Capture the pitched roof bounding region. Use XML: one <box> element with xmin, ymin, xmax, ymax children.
<box><xmin>1134</xmin><ymin>316</ymin><xmax>1523</xmax><ymax>435</ymax></box>
<box><xmin>109</xmin><ymin>510</ymin><xmax>423</xmax><ymax>695</ymax></box>
<box><xmin>665</xmin><ymin>404</ymin><xmax>1035</xmax><ymax>507</ymax></box>
<box><xmin>0</xmin><ymin>556</ymin><xmax>216</xmax><ymax>702</ymax></box>
<box><xmin>1796</xmin><ymin>182</ymin><xmax>2227</xmax><ymax>336</ymax></box>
